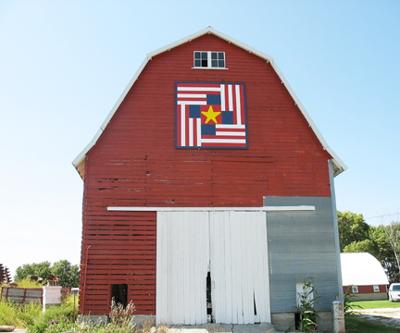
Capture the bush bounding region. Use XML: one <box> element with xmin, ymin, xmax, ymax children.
<box><xmin>1</xmin><ymin>295</ymin><xmax>141</xmax><ymax>333</ymax></box>
<box><xmin>0</xmin><ymin>301</ymin><xmax>41</xmax><ymax>327</ymax></box>
<box><xmin>41</xmin><ymin>320</ymin><xmax>78</xmax><ymax>333</ymax></box>
<box><xmin>29</xmin><ymin>300</ymin><xmax>137</xmax><ymax>333</ymax></box>
<box><xmin>16</xmin><ymin>279</ymin><xmax>43</xmax><ymax>288</ymax></box>
<box><xmin>27</xmin><ymin>296</ymin><xmax>76</xmax><ymax>333</ymax></box>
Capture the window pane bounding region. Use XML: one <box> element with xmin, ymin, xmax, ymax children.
<box><xmin>201</xmin><ymin>52</ymin><xmax>207</xmax><ymax>59</ymax></box>
<box><xmin>211</xmin><ymin>52</ymin><xmax>217</xmax><ymax>59</ymax></box>
<box><xmin>219</xmin><ymin>59</ymin><xmax>225</xmax><ymax>67</ymax></box>
<box><xmin>194</xmin><ymin>59</ymin><xmax>201</xmax><ymax>67</ymax></box>
<box><xmin>211</xmin><ymin>60</ymin><xmax>218</xmax><ymax>67</ymax></box>
<box><xmin>218</xmin><ymin>52</ymin><xmax>224</xmax><ymax>59</ymax></box>
<box><xmin>201</xmin><ymin>59</ymin><xmax>208</xmax><ymax>67</ymax></box>
<box><xmin>194</xmin><ymin>52</ymin><xmax>200</xmax><ymax>59</ymax></box>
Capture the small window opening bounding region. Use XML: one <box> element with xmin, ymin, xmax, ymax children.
<box><xmin>111</xmin><ymin>284</ymin><xmax>128</xmax><ymax>308</ymax></box>
<box><xmin>193</xmin><ymin>51</ymin><xmax>225</xmax><ymax>69</ymax></box>
<box><xmin>351</xmin><ymin>285</ymin><xmax>359</xmax><ymax>294</ymax></box>
<box><xmin>206</xmin><ymin>271</ymin><xmax>213</xmax><ymax>323</ymax></box>
<box><xmin>373</xmin><ymin>285</ymin><xmax>380</xmax><ymax>293</ymax></box>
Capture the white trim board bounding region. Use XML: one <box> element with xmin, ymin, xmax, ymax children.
<box><xmin>72</xmin><ymin>26</ymin><xmax>346</xmax><ymax>177</ymax></box>
<box><xmin>107</xmin><ymin>206</ymin><xmax>315</xmax><ymax>212</ymax></box>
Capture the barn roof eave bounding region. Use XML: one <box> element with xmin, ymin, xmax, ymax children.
<box><xmin>72</xmin><ymin>26</ymin><xmax>347</xmax><ymax>178</ymax></box>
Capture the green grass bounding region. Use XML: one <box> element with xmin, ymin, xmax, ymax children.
<box><xmin>0</xmin><ymin>295</ymin><xmax>77</xmax><ymax>330</ymax></box>
<box><xmin>350</xmin><ymin>299</ymin><xmax>400</xmax><ymax>309</ymax></box>
<box><xmin>0</xmin><ymin>301</ymin><xmax>42</xmax><ymax>327</ymax></box>
<box><xmin>346</xmin><ymin>315</ymin><xmax>400</xmax><ymax>333</ymax></box>
<box><xmin>16</xmin><ymin>278</ymin><xmax>43</xmax><ymax>288</ymax></box>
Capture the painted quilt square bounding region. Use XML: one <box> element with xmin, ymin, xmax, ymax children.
<box><xmin>176</xmin><ymin>82</ymin><xmax>247</xmax><ymax>148</ymax></box>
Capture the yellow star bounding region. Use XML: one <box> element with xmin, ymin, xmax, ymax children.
<box><xmin>201</xmin><ymin>106</ymin><xmax>221</xmax><ymax>124</ymax></box>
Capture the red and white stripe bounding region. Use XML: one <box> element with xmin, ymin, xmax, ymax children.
<box><xmin>178</xmin><ymin>104</ymin><xmax>202</xmax><ymax>147</ymax></box>
<box><xmin>177</xmin><ymin>83</ymin><xmax>221</xmax><ymax>105</ymax></box>
<box><xmin>219</xmin><ymin>83</ymin><xmax>245</xmax><ymax>126</ymax></box>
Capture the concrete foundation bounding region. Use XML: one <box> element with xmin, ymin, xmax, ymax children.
<box><xmin>271</xmin><ymin>313</ymin><xmax>295</xmax><ymax>332</ymax></box>
<box><xmin>162</xmin><ymin>323</ymin><xmax>276</xmax><ymax>332</ymax></box>
<box><xmin>317</xmin><ymin>311</ymin><xmax>333</xmax><ymax>332</ymax></box>
<box><xmin>272</xmin><ymin>311</ymin><xmax>334</xmax><ymax>333</ymax></box>
<box><xmin>77</xmin><ymin>318</ymin><xmax>276</xmax><ymax>332</ymax></box>
<box><xmin>135</xmin><ymin>315</ymin><xmax>156</xmax><ymax>327</ymax></box>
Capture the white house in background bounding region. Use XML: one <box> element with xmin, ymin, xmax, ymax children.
<box><xmin>341</xmin><ymin>252</ymin><xmax>389</xmax><ymax>300</ymax></box>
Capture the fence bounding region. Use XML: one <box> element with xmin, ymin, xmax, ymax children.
<box><xmin>1</xmin><ymin>287</ymin><xmax>43</xmax><ymax>304</ymax></box>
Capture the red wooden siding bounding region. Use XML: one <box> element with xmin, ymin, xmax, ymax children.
<box><xmin>80</xmin><ymin>210</ymin><xmax>156</xmax><ymax>315</ymax></box>
<box><xmin>80</xmin><ymin>34</ymin><xmax>333</xmax><ymax>315</ymax></box>
<box><xmin>343</xmin><ymin>285</ymin><xmax>388</xmax><ymax>294</ymax></box>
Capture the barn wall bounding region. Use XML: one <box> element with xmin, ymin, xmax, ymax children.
<box><xmin>85</xmin><ymin>34</ymin><xmax>332</xmax><ymax>207</ymax></box>
<box><xmin>79</xmin><ymin>211</ymin><xmax>156</xmax><ymax>315</ymax></box>
<box><xmin>343</xmin><ymin>285</ymin><xmax>388</xmax><ymax>301</ymax></box>
<box><xmin>80</xmin><ymin>34</ymin><xmax>334</xmax><ymax>315</ymax></box>
<box><xmin>265</xmin><ymin>196</ymin><xmax>340</xmax><ymax>313</ymax></box>
<box><xmin>343</xmin><ymin>285</ymin><xmax>387</xmax><ymax>294</ymax></box>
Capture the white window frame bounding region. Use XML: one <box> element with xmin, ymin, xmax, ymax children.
<box><xmin>373</xmin><ymin>285</ymin><xmax>380</xmax><ymax>293</ymax></box>
<box><xmin>193</xmin><ymin>51</ymin><xmax>227</xmax><ymax>70</ymax></box>
<box><xmin>351</xmin><ymin>285</ymin><xmax>359</xmax><ymax>294</ymax></box>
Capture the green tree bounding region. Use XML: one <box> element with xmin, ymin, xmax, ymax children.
<box><xmin>337</xmin><ymin>211</ymin><xmax>370</xmax><ymax>250</ymax></box>
<box><xmin>368</xmin><ymin>224</ymin><xmax>400</xmax><ymax>282</ymax></box>
<box><xmin>14</xmin><ymin>260</ymin><xmax>79</xmax><ymax>287</ymax></box>
<box><xmin>14</xmin><ymin>261</ymin><xmax>52</xmax><ymax>282</ymax></box>
<box><xmin>343</xmin><ymin>239</ymin><xmax>377</xmax><ymax>255</ymax></box>
<box><xmin>384</xmin><ymin>222</ymin><xmax>400</xmax><ymax>282</ymax></box>
<box><xmin>51</xmin><ymin>260</ymin><xmax>80</xmax><ymax>288</ymax></box>
<box><xmin>338</xmin><ymin>214</ymin><xmax>400</xmax><ymax>283</ymax></box>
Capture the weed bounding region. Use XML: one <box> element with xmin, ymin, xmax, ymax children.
<box><xmin>297</xmin><ymin>280</ymin><xmax>318</xmax><ymax>333</ymax></box>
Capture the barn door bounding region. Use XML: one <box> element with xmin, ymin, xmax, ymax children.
<box><xmin>156</xmin><ymin>211</ymin><xmax>209</xmax><ymax>325</ymax></box>
<box><xmin>156</xmin><ymin>210</ymin><xmax>270</xmax><ymax>325</ymax></box>
<box><xmin>209</xmin><ymin>211</ymin><xmax>271</xmax><ymax>324</ymax></box>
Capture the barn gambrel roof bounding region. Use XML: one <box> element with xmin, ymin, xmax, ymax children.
<box><xmin>341</xmin><ymin>252</ymin><xmax>389</xmax><ymax>286</ymax></box>
<box><xmin>73</xmin><ymin>26</ymin><xmax>346</xmax><ymax>178</ymax></box>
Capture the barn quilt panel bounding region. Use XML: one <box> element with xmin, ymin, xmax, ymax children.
<box><xmin>176</xmin><ymin>82</ymin><xmax>248</xmax><ymax>148</ymax></box>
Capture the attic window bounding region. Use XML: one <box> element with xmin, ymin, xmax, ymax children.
<box><xmin>193</xmin><ymin>51</ymin><xmax>226</xmax><ymax>69</ymax></box>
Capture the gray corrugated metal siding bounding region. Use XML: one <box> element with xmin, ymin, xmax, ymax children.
<box><xmin>265</xmin><ymin>196</ymin><xmax>340</xmax><ymax>313</ymax></box>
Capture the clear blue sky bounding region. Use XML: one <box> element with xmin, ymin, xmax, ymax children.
<box><xmin>1</xmin><ymin>1</ymin><xmax>399</xmax><ymax>275</ymax></box>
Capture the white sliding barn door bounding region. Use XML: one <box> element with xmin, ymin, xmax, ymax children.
<box><xmin>156</xmin><ymin>211</ymin><xmax>209</xmax><ymax>325</ymax></box>
<box><xmin>210</xmin><ymin>211</ymin><xmax>270</xmax><ymax>324</ymax></box>
<box><xmin>156</xmin><ymin>210</ymin><xmax>270</xmax><ymax>325</ymax></box>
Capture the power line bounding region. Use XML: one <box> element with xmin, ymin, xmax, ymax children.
<box><xmin>366</xmin><ymin>211</ymin><xmax>400</xmax><ymax>220</ymax></box>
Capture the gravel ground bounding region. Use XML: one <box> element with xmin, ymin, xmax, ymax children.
<box><xmin>354</xmin><ymin>308</ymin><xmax>400</xmax><ymax>327</ymax></box>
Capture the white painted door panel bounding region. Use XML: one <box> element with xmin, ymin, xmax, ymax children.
<box><xmin>156</xmin><ymin>211</ymin><xmax>209</xmax><ymax>325</ymax></box>
<box><xmin>210</xmin><ymin>211</ymin><xmax>271</xmax><ymax>324</ymax></box>
<box><xmin>156</xmin><ymin>210</ymin><xmax>270</xmax><ymax>325</ymax></box>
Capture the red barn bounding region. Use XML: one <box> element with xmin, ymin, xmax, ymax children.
<box><xmin>73</xmin><ymin>27</ymin><xmax>346</xmax><ymax>331</ymax></box>
<box><xmin>341</xmin><ymin>253</ymin><xmax>389</xmax><ymax>300</ymax></box>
